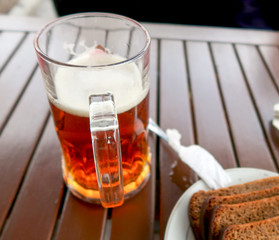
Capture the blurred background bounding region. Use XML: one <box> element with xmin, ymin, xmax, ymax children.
<box><xmin>0</xmin><ymin>0</ymin><xmax>278</xmax><ymax>30</ymax></box>
<box><xmin>0</xmin><ymin>0</ymin><xmax>57</xmax><ymax>18</ymax></box>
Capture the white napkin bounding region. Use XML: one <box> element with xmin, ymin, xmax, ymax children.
<box><xmin>166</xmin><ymin>129</ymin><xmax>231</xmax><ymax>189</ymax></box>
<box><xmin>272</xmin><ymin>103</ymin><xmax>279</xmax><ymax>130</ymax></box>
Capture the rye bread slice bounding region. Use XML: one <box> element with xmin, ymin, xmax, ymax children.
<box><xmin>189</xmin><ymin>175</ymin><xmax>279</xmax><ymax>240</ymax></box>
<box><xmin>220</xmin><ymin>215</ymin><xmax>279</xmax><ymax>240</ymax></box>
<box><xmin>200</xmin><ymin>186</ymin><xmax>279</xmax><ymax>239</ymax></box>
<box><xmin>208</xmin><ymin>194</ymin><xmax>279</xmax><ymax>240</ymax></box>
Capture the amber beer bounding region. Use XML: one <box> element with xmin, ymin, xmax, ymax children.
<box><xmin>50</xmin><ymin>94</ymin><xmax>150</xmax><ymax>199</ymax></box>
<box><xmin>48</xmin><ymin>48</ymin><xmax>150</xmax><ymax>202</ymax></box>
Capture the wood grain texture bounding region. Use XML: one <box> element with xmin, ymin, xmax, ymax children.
<box><xmin>55</xmin><ymin>193</ymin><xmax>107</xmax><ymax>240</ymax></box>
<box><xmin>1</xmin><ymin>15</ymin><xmax>279</xmax><ymax>240</ymax></box>
<box><xmin>1</xmin><ymin>119</ymin><xmax>63</xmax><ymax>240</ymax></box>
<box><xmin>0</xmin><ymin>68</ymin><xmax>49</xmax><ymax>231</ymax></box>
<box><xmin>0</xmin><ymin>33</ymin><xmax>38</xmax><ymax>130</ymax></box>
<box><xmin>187</xmin><ymin>41</ymin><xmax>236</xmax><ymax>168</ymax></box>
<box><xmin>212</xmin><ymin>43</ymin><xmax>276</xmax><ymax>170</ymax></box>
<box><xmin>159</xmin><ymin>39</ymin><xmax>196</xmax><ymax>235</ymax></box>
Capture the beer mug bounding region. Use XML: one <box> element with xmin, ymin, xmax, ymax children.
<box><xmin>34</xmin><ymin>13</ymin><xmax>151</xmax><ymax>208</ymax></box>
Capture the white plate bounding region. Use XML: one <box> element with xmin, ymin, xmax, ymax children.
<box><xmin>164</xmin><ymin>167</ymin><xmax>278</xmax><ymax>240</ymax></box>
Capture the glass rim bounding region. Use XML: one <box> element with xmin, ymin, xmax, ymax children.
<box><xmin>33</xmin><ymin>12</ymin><xmax>151</xmax><ymax>68</ymax></box>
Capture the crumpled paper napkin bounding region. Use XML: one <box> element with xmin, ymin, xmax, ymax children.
<box><xmin>273</xmin><ymin>103</ymin><xmax>279</xmax><ymax>130</ymax></box>
<box><xmin>166</xmin><ymin>129</ymin><xmax>231</xmax><ymax>189</ymax></box>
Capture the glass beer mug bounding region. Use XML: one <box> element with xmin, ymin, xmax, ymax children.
<box><xmin>34</xmin><ymin>13</ymin><xmax>151</xmax><ymax>208</ymax></box>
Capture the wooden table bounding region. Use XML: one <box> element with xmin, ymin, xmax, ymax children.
<box><xmin>1</xmin><ymin>14</ymin><xmax>279</xmax><ymax>240</ymax></box>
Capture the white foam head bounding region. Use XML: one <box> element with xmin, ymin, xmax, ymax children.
<box><xmin>51</xmin><ymin>47</ymin><xmax>149</xmax><ymax>117</ymax></box>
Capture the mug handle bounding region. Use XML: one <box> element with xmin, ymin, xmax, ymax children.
<box><xmin>89</xmin><ymin>92</ymin><xmax>124</xmax><ymax>208</ymax></box>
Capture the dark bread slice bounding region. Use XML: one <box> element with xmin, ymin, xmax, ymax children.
<box><xmin>200</xmin><ymin>186</ymin><xmax>279</xmax><ymax>239</ymax></box>
<box><xmin>220</xmin><ymin>215</ymin><xmax>279</xmax><ymax>240</ymax></box>
<box><xmin>208</xmin><ymin>194</ymin><xmax>279</xmax><ymax>240</ymax></box>
<box><xmin>189</xmin><ymin>175</ymin><xmax>279</xmax><ymax>240</ymax></box>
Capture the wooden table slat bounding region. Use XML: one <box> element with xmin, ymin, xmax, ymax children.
<box><xmin>0</xmin><ymin>68</ymin><xmax>50</xmax><ymax>231</ymax></box>
<box><xmin>0</xmin><ymin>33</ymin><xmax>38</xmax><ymax>130</ymax></box>
<box><xmin>187</xmin><ymin>41</ymin><xmax>236</xmax><ymax>168</ymax></box>
<box><xmin>159</xmin><ymin>39</ymin><xmax>196</xmax><ymax>235</ymax></box>
<box><xmin>236</xmin><ymin>44</ymin><xmax>279</xmax><ymax>168</ymax></box>
<box><xmin>258</xmin><ymin>45</ymin><xmax>279</xmax><ymax>160</ymax></box>
<box><xmin>55</xmin><ymin>193</ymin><xmax>107</xmax><ymax>240</ymax></box>
<box><xmin>211</xmin><ymin>42</ymin><xmax>276</xmax><ymax>170</ymax></box>
<box><xmin>0</xmin><ymin>31</ymin><xmax>25</xmax><ymax>70</ymax></box>
<box><xmin>259</xmin><ymin>46</ymin><xmax>279</xmax><ymax>88</ymax></box>
<box><xmin>160</xmin><ymin>40</ymin><xmax>194</xmax><ymax>142</ymax></box>
<box><xmin>1</xmin><ymin>119</ymin><xmax>63</xmax><ymax>240</ymax></box>
<box><xmin>145</xmin><ymin>23</ymin><xmax>279</xmax><ymax>45</ymax></box>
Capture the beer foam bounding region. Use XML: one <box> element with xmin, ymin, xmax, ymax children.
<box><xmin>52</xmin><ymin>48</ymin><xmax>149</xmax><ymax>117</ymax></box>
